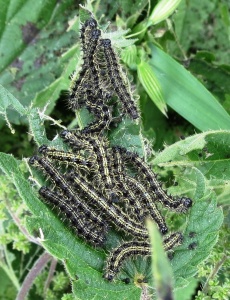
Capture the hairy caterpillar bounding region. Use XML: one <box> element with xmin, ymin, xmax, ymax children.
<box><xmin>104</xmin><ymin>232</ymin><xmax>183</xmax><ymax>281</ymax></box>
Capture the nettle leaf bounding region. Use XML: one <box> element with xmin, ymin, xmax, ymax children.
<box><xmin>171</xmin><ymin>171</ymin><xmax>223</xmax><ymax>288</ymax></box>
<box><xmin>0</xmin><ymin>94</ymin><xmax>224</xmax><ymax>298</ymax></box>
<box><xmin>152</xmin><ymin>130</ymin><xmax>230</xmax><ymax>181</ymax></box>
<box><xmin>151</xmin><ymin>132</ymin><xmax>224</xmax><ymax>289</ymax></box>
<box><xmin>0</xmin><ymin>84</ymin><xmax>27</xmax><ymax>131</ymax></box>
<box><xmin>0</xmin><ymin>0</ymin><xmax>78</xmax><ymax>124</ymax></box>
<box><xmin>27</xmin><ymin>106</ymin><xmax>67</xmax><ymax>150</ymax></box>
<box><xmin>108</xmin><ymin>118</ymin><xmax>145</xmax><ymax>157</ymax></box>
<box><xmin>0</xmin><ymin>156</ymin><xmax>142</xmax><ymax>299</ymax></box>
<box><xmin>0</xmin><ymin>131</ymin><xmax>223</xmax><ymax>298</ymax></box>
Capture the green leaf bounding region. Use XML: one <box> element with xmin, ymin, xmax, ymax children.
<box><xmin>108</xmin><ymin>117</ymin><xmax>145</xmax><ymax>157</ymax></box>
<box><xmin>0</xmin><ymin>6</ymin><xmax>225</xmax><ymax>299</ymax></box>
<box><xmin>187</xmin><ymin>53</ymin><xmax>230</xmax><ymax>110</ymax></box>
<box><xmin>0</xmin><ymin>84</ymin><xmax>26</xmax><ymax>116</ymax></box>
<box><xmin>27</xmin><ymin>107</ymin><xmax>67</xmax><ymax>150</ymax></box>
<box><xmin>146</xmin><ymin>220</ymin><xmax>174</xmax><ymax>300</ymax></box>
<box><xmin>121</xmin><ymin>45</ymin><xmax>138</xmax><ymax>70</ymax></box>
<box><xmin>150</xmin><ymin>132</ymin><xmax>224</xmax><ymax>287</ymax></box>
<box><xmin>137</xmin><ymin>60</ymin><xmax>167</xmax><ymax>116</ymax></box>
<box><xmin>149</xmin><ymin>0</ymin><xmax>183</xmax><ymax>25</ymax></box>
<box><xmin>169</xmin><ymin>0</ymin><xmax>230</xmax><ymax>64</ymax></box>
<box><xmin>0</xmin><ymin>128</ymin><xmax>224</xmax><ymax>297</ymax></box>
<box><xmin>148</xmin><ymin>44</ymin><xmax>230</xmax><ymax>131</ymax></box>
<box><xmin>0</xmin><ymin>153</ymin><xmax>141</xmax><ymax>300</ymax></box>
<box><xmin>174</xmin><ymin>278</ymin><xmax>199</xmax><ymax>300</ymax></box>
<box><xmin>0</xmin><ymin>83</ymin><xmax>27</xmax><ymax>132</ymax></box>
<box><xmin>0</xmin><ymin>0</ymin><xmax>78</xmax><ymax>121</ymax></box>
<box><xmin>31</xmin><ymin>45</ymin><xmax>80</xmax><ymax>115</ymax></box>
<box><xmin>152</xmin><ymin>130</ymin><xmax>230</xmax><ymax>181</ymax></box>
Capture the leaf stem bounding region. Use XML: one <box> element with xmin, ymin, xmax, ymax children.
<box><xmin>202</xmin><ymin>254</ymin><xmax>228</xmax><ymax>295</ymax></box>
<box><xmin>43</xmin><ymin>257</ymin><xmax>57</xmax><ymax>295</ymax></box>
<box><xmin>16</xmin><ymin>252</ymin><xmax>52</xmax><ymax>300</ymax></box>
<box><xmin>0</xmin><ymin>221</ymin><xmax>20</xmax><ymax>290</ymax></box>
<box><xmin>5</xmin><ymin>197</ymin><xmax>41</xmax><ymax>245</ymax></box>
<box><xmin>0</xmin><ymin>250</ymin><xmax>20</xmax><ymax>291</ymax></box>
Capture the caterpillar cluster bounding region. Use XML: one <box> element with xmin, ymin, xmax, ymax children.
<box><xmin>69</xmin><ymin>16</ymin><xmax>139</xmax><ymax>135</ymax></box>
<box><xmin>29</xmin><ymin>14</ymin><xmax>192</xmax><ymax>282</ymax></box>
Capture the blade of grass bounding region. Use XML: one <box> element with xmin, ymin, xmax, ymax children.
<box><xmin>137</xmin><ymin>60</ymin><xmax>167</xmax><ymax>116</ymax></box>
<box><xmin>146</xmin><ymin>219</ymin><xmax>174</xmax><ymax>300</ymax></box>
<box><xmin>147</xmin><ymin>44</ymin><xmax>230</xmax><ymax>131</ymax></box>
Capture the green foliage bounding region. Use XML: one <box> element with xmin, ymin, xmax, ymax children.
<box><xmin>34</xmin><ymin>270</ymin><xmax>70</xmax><ymax>299</ymax></box>
<box><xmin>0</xmin><ymin>0</ymin><xmax>229</xmax><ymax>299</ymax></box>
<box><xmin>0</xmin><ymin>0</ymin><xmax>78</xmax><ymax>126</ymax></box>
<box><xmin>147</xmin><ymin>220</ymin><xmax>174</xmax><ymax>300</ymax></box>
<box><xmin>169</xmin><ymin>0</ymin><xmax>230</xmax><ymax>65</ymax></box>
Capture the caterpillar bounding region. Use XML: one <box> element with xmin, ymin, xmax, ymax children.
<box><xmin>29</xmin><ymin>156</ymin><xmax>108</xmax><ymax>232</ymax></box>
<box><xmin>39</xmin><ymin>186</ymin><xmax>107</xmax><ymax>246</ymax></box>
<box><xmin>83</xmin><ymin>98</ymin><xmax>112</xmax><ymax>134</ymax></box>
<box><xmin>28</xmin><ymin>12</ymin><xmax>193</xmax><ymax>286</ymax></box>
<box><xmin>69</xmin><ymin>21</ymin><xmax>101</xmax><ymax>111</ymax></box>
<box><xmin>104</xmin><ymin>232</ymin><xmax>183</xmax><ymax>281</ymax></box>
<box><xmin>38</xmin><ymin>145</ymin><xmax>92</xmax><ymax>172</ymax></box>
<box><xmin>116</xmin><ymin>147</ymin><xmax>192</xmax><ymax>212</ymax></box>
<box><xmin>99</xmin><ymin>39</ymin><xmax>139</xmax><ymax>120</ymax></box>
<box><xmin>61</xmin><ymin>131</ymin><xmax>121</xmax><ymax>202</ymax></box>
<box><xmin>125</xmin><ymin>175</ymin><xmax>168</xmax><ymax>235</ymax></box>
<box><xmin>110</xmin><ymin>146</ymin><xmax>148</xmax><ymax>223</ymax></box>
<box><xmin>66</xmin><ymin>171</ymin><xmax>149</xmax><ymax>239</ymax></box>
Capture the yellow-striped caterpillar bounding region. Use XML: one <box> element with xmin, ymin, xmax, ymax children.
<box><xmin>115</xmin><ymin>146</ymin><xmax>192</xmax><ymax>212</ymax></box>
<box><xmin>104</xmin><ymin>232</ymin><xmax>183</xmax><ymax>281</ymax></box>
<box><xmin>110</xmin><ymin>147</ymin><xmax>151</xmax><ymax>224</ymax></box>
<box><xmin>99</xmin><ymin>39</ymin><xmax>139</xmax><ymax>120</ymax></box>
<box><xmin>59</xmin><ymin>131</ymin><xmax>168</xmax><ymax>234</ymax></box>
<box><xmin>69</xmin><ymin>17</ymin><xmax>139</xmax><ymax>130</ymax></box>
<box><xmin>60</xmin><ymin>131</ymin><xmax>121</xmax><ymax>202</ymax></box>
<box><xmin>29</xmin><ymin>154</ymin><xmax>149</xmax><ymax>239</ymax></box>
<box><xmin>39</xmin><ymin>186</ymin><xmax>107</xmax><ymax>246</ymax></box>
<box><xmin>125</xmin><ymin>175</ymin><xmax>168</xmax><ymax>235</ymax></box>
<box><xmin>28</xmin><ymin>12</ymin><xmax>193</xmax><ymax>285</ymax></box>
<box><xmin>69</xmin><ymin>19</ymin><xmax>101</xmax><ymax>111</ymax></box>
<box><xmin>66</xmin><ymin>171</ymin><xmax>149</xmax><ymax>239</ymax></box>
<box><xmin>38</xmin><ymin>144</ymin><xmax>92</xmax><ymax>173</ymax></box>
<box><xmin>29</xmin><ymin>156</ymin><xmax>108</xmax><ymax>245</ymax></box>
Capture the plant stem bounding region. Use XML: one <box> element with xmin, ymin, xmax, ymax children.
<box><xmin>16</xmin><ymin>252</ymin><xmax>52</xmax><ymax>300</ymax></box>
<box><xmin>43</xmin><ymin>257</ymin><xmax>57</xmax><ymax>295</ymax></box>
<box><xmin>4</xmin><ymin>197</ymin><xmax>40</xmax><ymax>245</ymax></box>
<box><xmin>202</xmin><ymin>254</ymin><xmax>228</xmax><ymax>295</ymax></box>
<box><xmin>0</xmin><ymin>254</ymin><xmax>20</xmax><ymax>291</ymax></box>
<box><xmin>0</xmin><ymin>221</ymin><xmax>20</xmax><ymax>290</ymax></box>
